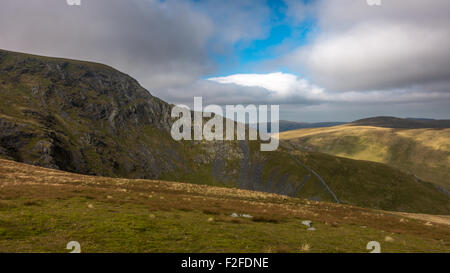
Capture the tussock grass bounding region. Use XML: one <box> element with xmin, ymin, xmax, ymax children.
<box><xmin>251</xmin><ymin>215</ymin><xmax>282</xmax><ymax>223</ymax></box>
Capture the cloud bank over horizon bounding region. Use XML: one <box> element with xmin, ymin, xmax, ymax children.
<box><xmin>0</xmin><ymin>0</ymin><xmax>449</xmax><ymax>122</ymax></box>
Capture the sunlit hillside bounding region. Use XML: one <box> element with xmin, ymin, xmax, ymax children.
<box><xmin>280</xmin><ymin>125</ymin><xmax>450</xmax><ymax>189</ymax></box>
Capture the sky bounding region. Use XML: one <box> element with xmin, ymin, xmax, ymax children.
<box><xmin>0</xmin><ymin>0</ymin><xmax>449</xmax><ymax>122</ymax></box>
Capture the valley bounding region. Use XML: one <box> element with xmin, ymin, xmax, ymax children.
<box><xmin>279</xmin><ymin>121</ymin><xmax>450</xmax><ymax>190</ymax></box>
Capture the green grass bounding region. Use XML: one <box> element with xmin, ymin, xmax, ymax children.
<box><xmin>0</xmin><ymin>159</ymin><xmax>449</xmax><ymax>253</ymax></box>
<box><xmin>1</xmin><ymin>194</ymin><xmax>449</xmax><ymax>253</ymax></box>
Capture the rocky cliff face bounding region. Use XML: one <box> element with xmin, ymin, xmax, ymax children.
<box><xmin>1</xmin><ymin>50</ymin><xmax>168</xmax><ymax>175</ymax></box>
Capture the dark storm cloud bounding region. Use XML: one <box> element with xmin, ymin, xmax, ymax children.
<box><xmin>0</xmin><ymin>0</ymin><xmax>271</xmax><ymax>92</ymax></box>
<box><xmin>0</xmin><ymin>0</ymin><xmax>217</xmax><ymax>90</ymax></box>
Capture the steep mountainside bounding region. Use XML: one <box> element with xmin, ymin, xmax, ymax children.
<box><xmin>1</xmin><ymin>49</ymin><xmax>449</xmax><ymax>214</ymax></box>
<box><xmin>280</xmin><ymin>125</ymin><xmax>450</xmax><ymax>190</ymax></box>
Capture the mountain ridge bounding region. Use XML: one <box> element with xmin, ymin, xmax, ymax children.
<box><xmin>250</xmin><ymin>120</ymin><xmax>346</xmax><ymax>132</ymax></box>
<box><xmin>350</xmin><ymin>116</ymin><xmax>450</xmax><ymax>129</ymax></box>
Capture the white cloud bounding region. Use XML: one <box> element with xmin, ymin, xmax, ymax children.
<box><xmin>191</xmin><ymin>72</ymin><xmax>450</xmax><ymax>109</ymax></box>
<box><xmin>282</xmin><ymin>0</ymin><xmax>450</xmax><ymax>92</ymax></box>
<box><xmin>208</xmin><ymin>72</ymin><xmax>323</xmax><ymax>97</ymax></box>
<box><xmin>287</xmin><ymin>23</ymin><xmax>450</xmax><ymax>91</ymax></box>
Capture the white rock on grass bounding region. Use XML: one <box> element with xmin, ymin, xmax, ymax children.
<box><xmin>231</xmin><ymin>213</ymin><xmax>253</xmax><ymax>219</ymax></box>
<box><xmin>302</xmin><ymin>220</ymin><xmax>312</xmax><ymax>227</ymax></box>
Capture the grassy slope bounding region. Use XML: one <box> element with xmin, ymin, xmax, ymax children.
<box><xmin>290</xmin><ymin>150</ymin><xmax>450</xmax><ymax>214</ymax></box>
<box><xmin>280</xmin><ymin>125</ymin><xmax>450</xmax><ymax>189</ymax></box>
<box><xmin>0</xmin><ymin>159</ymin><xmax>449</xmax><ymax>253</ymax></box>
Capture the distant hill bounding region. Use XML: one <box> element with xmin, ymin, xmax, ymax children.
<box><xmin>351</xmin><ymin>116</ymin><xmax>450</xmax><ymax>129</ymax></box>
<box><xmin>280</xmin><ymin>124</ymin><xmax>450</xmax><ymax>190</ymax></box>
<box><xmin>250</xmin><ymin>120</ymin><xmax>346</xmax><ymax>132</ymax></box>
